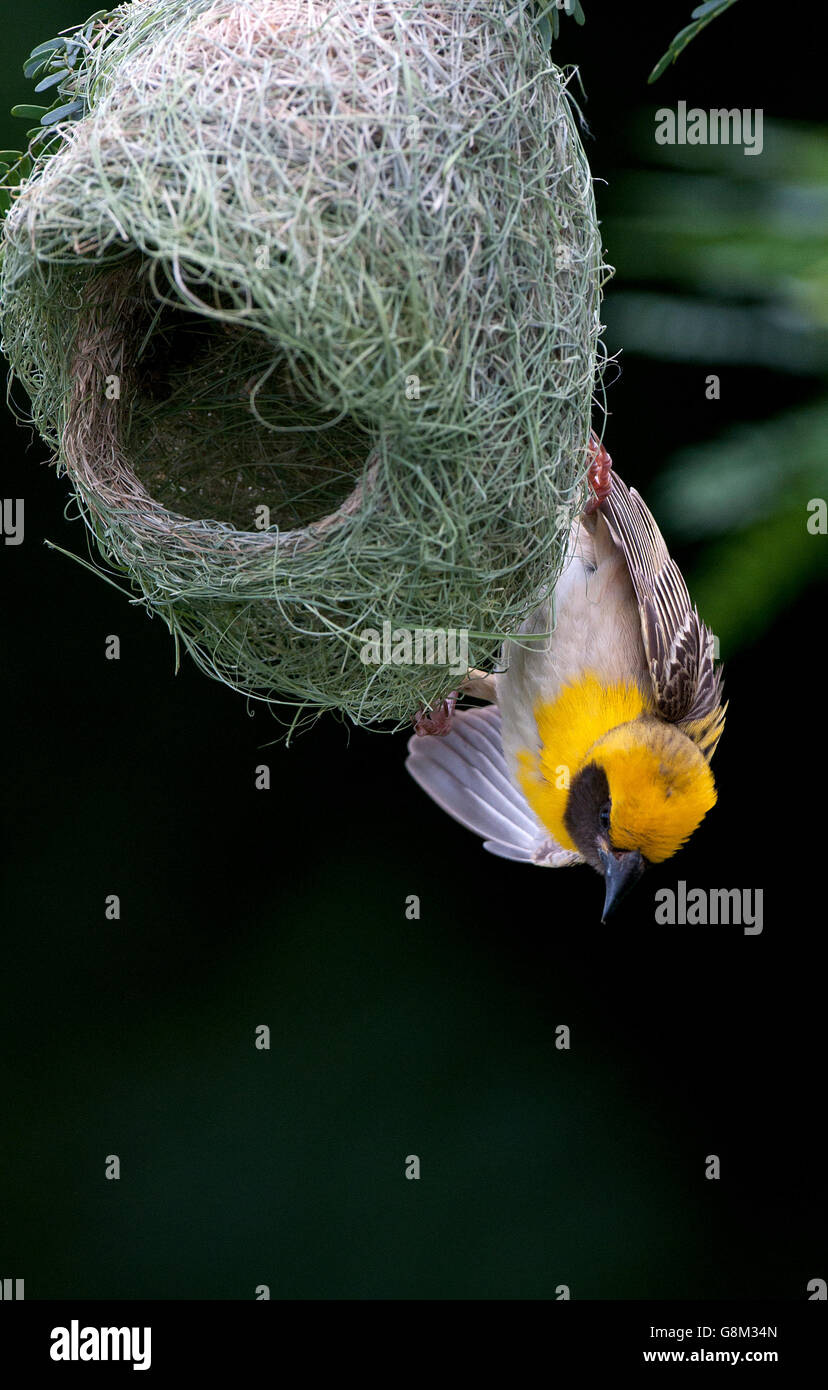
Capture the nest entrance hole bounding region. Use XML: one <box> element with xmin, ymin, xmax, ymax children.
<box><xmin>124</xmin><ymin>285</ymin><xmax>372</xmax><ymax>531</ymax></box>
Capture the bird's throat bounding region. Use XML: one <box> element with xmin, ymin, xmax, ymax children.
<box><xmin>516</xmin><ymin>673</ymin><xmax>648</xmax><ymax>851</ymax></box>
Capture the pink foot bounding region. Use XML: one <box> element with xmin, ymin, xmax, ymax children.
<box><xmin>585</xmin><ymin>431</ymin><xmax>613</xmax><ymax>513</ymax></box>
<box><xmin>413</xmin><ymin>692</ymin><xmax>458</xmax><ymax>737</ymax></box>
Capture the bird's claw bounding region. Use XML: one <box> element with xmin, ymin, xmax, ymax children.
<box><xmin>585</xmin><ymin>430</ymin><xmax>613</xmax><ymax>513</ymax></box>
<box><xmin>413</xmin><ymin>692</ymin><xmax>458</xmax><ymax>737</ymax></box>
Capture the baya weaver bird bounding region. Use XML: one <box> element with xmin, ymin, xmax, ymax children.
<box><xmin>406</xmin><ymin>434</ymin><xmax>726</xmax><ymax>921</ymax></box>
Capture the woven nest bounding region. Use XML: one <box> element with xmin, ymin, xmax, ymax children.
<box><xmin>1</xmin><ymin>0</ymin><xmax>605</xmax><ymax>729</ymax></box>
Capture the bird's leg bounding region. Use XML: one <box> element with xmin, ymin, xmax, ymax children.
<box><xmin>585</xmin><ymin>430</ymin><xmax>613</xmax><ymax>512</ymax></box>
<box><xmin>412</xmin><ymin>668</ymin><xmax>496</xmax><ymax>736</ymax></box>
<box><xmin>413</xmin><ymin>690</ymin><xmax>458</xmax><ymax>737</ymax></box>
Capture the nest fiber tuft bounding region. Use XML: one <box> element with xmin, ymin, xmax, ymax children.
<box><xmin>1</xmin><ymin>0</ymin><xmax>605</xmax><ymax>727</ymax></box>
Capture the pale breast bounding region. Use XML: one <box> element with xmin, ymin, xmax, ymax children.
<box><xmin>496</xmin><ymin>515</ymin><xmax>648</xmax><ymax>782</ymax></box>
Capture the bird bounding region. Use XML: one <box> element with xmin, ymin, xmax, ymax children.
<box><xmin>405</xmin><ymin>434</ymin><xmax>726</xmax><ymax>921</ymax></box>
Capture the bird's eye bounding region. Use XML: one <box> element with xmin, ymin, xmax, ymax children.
<box><xmin>598</xmin><ymin>802</ymin><xmax>611</xmax><ymax>831</ymax></box>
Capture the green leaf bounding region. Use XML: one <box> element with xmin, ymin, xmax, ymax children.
<box><xmin>691</xmin><ymin>1</ymin><xmax>727</xmax><ymax>16</ymax></box>
<box><xmin>28</xmin><ymin>37</ymin><xmax>66</xmax><ymax>57</ymax></box>
<box><xmin>648</xmin><ymin>0</ymin><xmax>739</xmax><ymax>83</ymax></box>
<box><xmin>34</xmin><ymin>69</ymin><xmax>71</xmax><ymax>93</ymax></box>
<box><xmin>0</xmin><ymin>150</ymin><xmax>23</xmax><ymax>161</ymax></box>
<box><xmin>23</xmin><ymin>56</ymin><xmax>49</xmax><ymax>79</ymax></box>
<box><xmin>10</xmin><ymin>104</ymin><xmax>48</xmax><ymax>119</ymax></box>
<box><xmin>40</xmin><ymin>99</ymin><xmax>84</xmax><ymax>125</ymax></box>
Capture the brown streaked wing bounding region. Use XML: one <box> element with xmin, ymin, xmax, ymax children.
<box><xmin>599</xmin><ymin>472</ymin><xmax>724</xmax><ymax>735</ymax></box>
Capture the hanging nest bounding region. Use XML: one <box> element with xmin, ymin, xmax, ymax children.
<box><xmin>0</xmin><ymin>0</ymin><xmax>605</xmax><ymax>728</ymax></box>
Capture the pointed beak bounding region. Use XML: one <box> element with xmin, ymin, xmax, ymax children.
<box><xmin>597</xmin><ymin>846</ymin><xmax>646</xmax><ymax>922</ymax></box>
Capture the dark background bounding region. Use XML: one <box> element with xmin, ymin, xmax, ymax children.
<box><xmin>1</xmin><ymin>0</ymin><xmax>825</xmax><ymax>1299</ymax></box>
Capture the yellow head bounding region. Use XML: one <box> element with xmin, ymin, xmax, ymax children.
<box><xmin>589</xmin><ymin>719</ymin><xmax>718</xmax><ymax>865</ymax></box>
<box><xmin>562</xmin><ymin>718</ymin><xmax>717</xmax><ymax>919</ymax></box>
<box><xmin>517</xmin><ymin>677</ymin><xmax>719</xmax><ymax>919</ymax></box>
